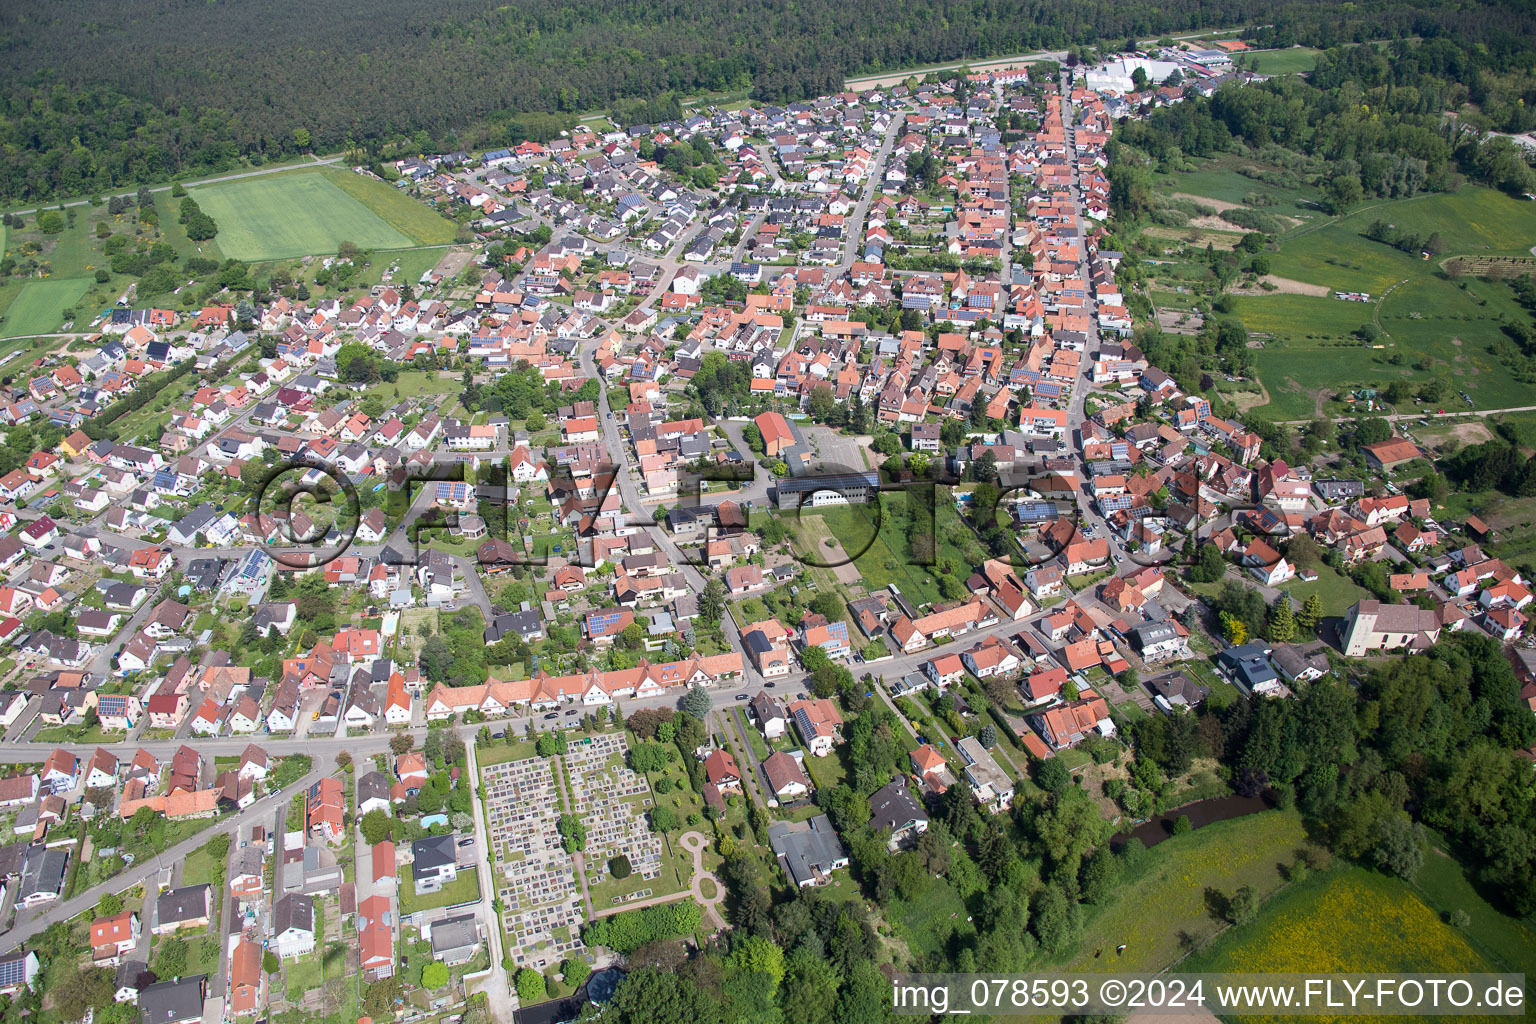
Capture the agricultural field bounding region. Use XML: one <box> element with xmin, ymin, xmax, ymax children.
<box><xmin>1184</xmin><ymin>865</ymin><xmax>1513</xmax><ymax>1024</ymax></box>
<box><xmin>1055</xmin><ymin>809</ymin><xmax>1309</xmax><ymax>973</ymax></box>
<box><xmin>190</xmin><ymin>169</ymin><xmax>453</xmax><ymax>261</ymax></box>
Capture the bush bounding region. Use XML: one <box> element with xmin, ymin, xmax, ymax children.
<box><xmin>421</xmin><ymin>961</ymin><xmax>449</xmax><ymax>989</ymax></box>
<box><xmin>1170</xmin><ymin>814</ymin><xmax>1193</xmax><ymax>836</ymax></box>
<box><xmin>609</xmin><ymin>855</ymin><xmax>632</xmax><ymax>879</ymax></box>
<box><xmin>514</xmin><ymin>967</ymin><xmax>546</xmax><ymax>1001</ymax></box>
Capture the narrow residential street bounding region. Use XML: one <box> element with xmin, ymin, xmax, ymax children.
<box><xmin>2</xmin><ymin>767</ymin><xmax>323</xmax><ymax>952</ymax></box>
<box><xmin>461</xmin><ymin>738</ymin><xmax>517</xmax><ymax>1023</ymax></box>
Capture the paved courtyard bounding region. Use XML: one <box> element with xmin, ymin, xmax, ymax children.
<box><xmin>481</xmin><ymin>756</ymin><xmax>585</xmax><ymax>971</ymax></box>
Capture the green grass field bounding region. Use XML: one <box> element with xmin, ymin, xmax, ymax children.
<box><xmin>1412</xmin><ymin>844</ymin><xmax>1536</xmax><ymax>979</ymax></box>
<box><xmin>367</xmin><ymin>370</ymin><xmax>461</xmax><ymax>403</ymax></box>
<box><xmin>790</xmin><ymin>495</ymin><xmax>974</xmax><ymax>609</ymax></box>
<box><xmin>1055</xmin><ymin>810</ymin><xmax>1308</xmax><ymax>972</ymax></box>
<box><xmin>1</xmin><ymin>277</ymin><xmax>91</xmax><ymax>338</ymax></box>
<box><xmin>890</xmin><ymin>878</ymin><xmax>973</xmax><ymax>960</ymax></box>
<box><xmin>191</xmin><ymin>171</ymin><xmax>442</xmax><ymax>260</ymax></box>
<box><xmin>1154</xmin><ymin>155</ymin><xmax>1326</xmax><ymax>226</ymax></box>
<box><xmin>1184</xmin><ymin>865</ymin><xmax>1512</xmax><ymax>1024</ymax></box>
<box><xmin>1278</xmin><ymin>563</ymin><xmax>1370</xmax><ymax>617</ymax></box>
<box><xmin>324</xmin><ymin>170</ymin><xmax>458</xmax><ymax>246</ymax></box>
<box><xmin>1241</xmin><ymin>47</ymin><xmax>1321</xmax><ymax>75</ymax></box>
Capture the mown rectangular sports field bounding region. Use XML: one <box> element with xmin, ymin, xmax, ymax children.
<box><xmin>190</xmin><ymin>171</ymin><xmax>451</xmax><ymax>261</ymax></box>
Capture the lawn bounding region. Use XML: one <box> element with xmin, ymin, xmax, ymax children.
<box><xmin>190</xmin><ymin>171</ymin><xmax>431</xmax><ymax>260</ymax></box>
<box><xmin>1055</xmin><ymin>809</ymin><xmax>1309</xmax><ymax>972</ymax></box>
<box><xmin>1278</xmin><ymin>563</ymin><xmax>1370</xmax><ymax>618</ymax></box>
<box><xmin>803</xmin><ymin>745</ymin><xmax>850</xmax><ymax>791</ymax></box>
<box><xmin>399</xmin><ymin>864</ymin><xmax>482</xmax><ymax>914</ymax></box>
<box><xmin>284</xmin><ymin>951</ymin><xmax>324</xmax><ymax>1001</ymax></box>
<box><xmin>1184</xmin><ymin>865</ymin><xmax>1506</xmax><ymax>1024</ymax></box>
<box><xmin>180</xmin><ymin>843</ymin><xmax>219</xmax><ymax>887</ymax></box>
<box><xmin>476</xmin><ymin>736</ymin><xmax>541</xmax><ymax>767</ymax></box>
<box><xmin>1</xmin><ymin>277</ymin><xmax>91</xmax><ymax>338</ymax></box>
<box><xmin>367</xmin><ymin>370</ymin><xmax>460</xmax><ymax>402</ymax></box>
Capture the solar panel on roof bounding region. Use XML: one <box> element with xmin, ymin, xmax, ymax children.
<box><xmin>0</xmin><ymin>953</ymin><xmax>27</xmax><ymax>986</ymax></box>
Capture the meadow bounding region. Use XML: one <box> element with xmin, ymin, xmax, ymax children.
<box><xmin>1206</xmin><ymin>187</ymin><xmax>1536</xmax><ymax>420</ymax></box>
<box><xmin>0</xmin><ymin>201</ymin><xmax>130</xmax><ymax>340</ymax></box>
<box><xmin>1152</xmin><ymin>155</ymin><xmax>1326</xmax><ymax>226</ymax></box>
<box><xmin>1</xmin><ymin>277</ymin><xmax>91</xmax><ymax>338</ymax></box>
<box><xmin>789</xmin><ymin>493</ymin><xmax>975</xmax><ymax>609</ymax></box>
<box><xmin>190</xmin><ymin>170</ymin><xmax>451</xmax><ymax>260</ymax></box>
<box><xmin>1054</xmin><ymin>809</ymin><xmax>1309</xmax><ymax>973</ymax></box>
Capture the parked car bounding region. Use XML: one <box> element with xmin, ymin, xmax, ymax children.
<box><xmin>543</xmin><ymin>712</ymin><xmax>559</xmax><ymax>720</ymax></box>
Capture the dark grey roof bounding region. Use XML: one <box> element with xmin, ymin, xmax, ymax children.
<box><xmin>484</xmin><ymin>609</ymin><xmax>542</xmax><ymax>643</ymax></box>
<box><xmin>156</xmin><ymin>884</ymin><xmax>210</xmax><ymax>926</ymax></box>
<box><xmin>1146</xmin><ymin>671</ymin><xmax>1208</xmax><ymax>707</ymax></box>
<box><xmin>767</xmin><ymin>814</ymin><xmax>847</xmax><ymax>887</ymax></box>
<box><xmin>412</xmin><ymin>834</ymin><xmax>456</xmax><ymax>872</ymax></box>
<box><xmin>138</xmin><ymin>975</ymin><xmax>206</xmax><ymax>1024</ymax></box>
<box><xmin>273</xmin><ymin>892</ymin><xmax>314</xmax><ymax>937</ymax></box>
<box><xmin>867</xmin><ymin>779</ymin><xmax>928</xmax><ymax>834</ymax></box>
<box><xmin>357</xmin><ymin>770</ymin><xmax>391</xmax><ymax>805</ymax></box>
<box><xmin>17</xmin><ymin>845</ymin><xmax>67</xmax><ymax>902</ymax></box>
<box><xmin>430</xmin><ymin>913</ymin><xmax>480</xmax><ymax>955</ymax></box>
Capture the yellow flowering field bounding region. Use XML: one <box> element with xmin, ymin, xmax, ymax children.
<box><xmin>1187</xmin><ymin>866</ymin><xmax>1501</xmax><ymax>1024</ymax></box>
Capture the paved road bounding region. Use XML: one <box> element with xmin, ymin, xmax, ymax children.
<box><xmin>1053</xmin><ymin>68</ymin><xmax>1124</xmax><ymax>565</ymax></box>
<box><xmin>843</xmin><ymin>49</ymin><xmax>1069</xmax><ymax>91</ymax></box>
<box><xmin>835</xmin><ymin>112</ymin><xmax>907</xmax><ymax>275</ymax></box>
<box><xmin>2</xmin><ymin>766</ymin><xmax>324</xmax><ymax>953</ymax></box>
<box><xmin>575</xmin><ymin>332</ymin><xmax>758</xmax><ymax>685</ymax></box>
<box><xmin>1275</xmin><ymin>403</ymin><xmax>1536</xmax><ymax>426</ymax></box>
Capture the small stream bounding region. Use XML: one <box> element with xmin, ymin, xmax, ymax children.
<box><xmin>1112</xmin><ymin>792</ymin><xmax>1274</xmax><ymax>850</ymax></box>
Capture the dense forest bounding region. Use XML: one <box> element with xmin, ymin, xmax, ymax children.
<box><xmin>0</xmin><ymin>0</ymin><xmax>1533</xmax><ymax>202</ymax></box>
